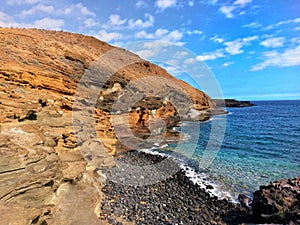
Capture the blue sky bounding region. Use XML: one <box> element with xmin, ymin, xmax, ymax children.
<box><xmin>1</xmin><ymin>0</ymin><xmax>299</xmax><ymax>100</ymax></box>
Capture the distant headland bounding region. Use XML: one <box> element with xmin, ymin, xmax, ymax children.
<box><xmin>213</xmin><ymin>99</ymin><xmax>256</xmax><ymax>108</ymax></box>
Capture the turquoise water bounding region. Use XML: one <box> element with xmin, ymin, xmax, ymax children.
<box><xmin>164</xmin><ymin>100</ymin><xmax>300</xmax><ymax>199</ymax></box>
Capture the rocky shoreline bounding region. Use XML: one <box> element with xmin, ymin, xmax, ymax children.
<box><xmin>100</xmin><ymin>151</ymin><xmax>254</xmax><ymax>225</ymax></box>
<box><xmin>100</xmin><ymin>151</ymin><xmax>300</xmax><ymax>225</ymax></box>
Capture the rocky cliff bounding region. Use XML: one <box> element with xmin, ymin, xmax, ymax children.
<box><xmin>0</xmin><ymin>28</ymin><xmax>212</xmax><ymax>224</ymax></box>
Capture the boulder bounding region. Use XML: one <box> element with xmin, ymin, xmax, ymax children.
<box><xmin>252</xmin><ymin>177</ymin><xmax>300</xmax><ymax>224</ymax></box>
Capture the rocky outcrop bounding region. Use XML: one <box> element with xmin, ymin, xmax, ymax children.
<box><xmin>0</xmin><ymin>28</ymin><xmax>213</xmax><ymax>224</ymax></box>
<box><xmin>252</xmin><ymin>177</ymin><xmax>300</xmax><ymax>224</ymax></box>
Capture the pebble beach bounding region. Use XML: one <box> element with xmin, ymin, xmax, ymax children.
<box><xmin>100</xmin><ymin>151</ymin><xmax>254</xmax><ymax>225</ymax></box>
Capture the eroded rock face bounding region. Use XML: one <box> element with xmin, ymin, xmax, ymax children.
<box><xmin>252</xmin><ymin>177</ymin><xmax>300</xmax><ymax>224</ymax></box>
<box><xmin>0</xmin><ymin>81</ymin><xmax>112</xmax><ymax>224</ymax></box>
<box><xmin>0</xmin><ymin>28</ymin><xmax>212</xmax><ymax>155</ymax></box>
<box><xmin>0</xmin><ymin>28</ymin><xmax>212</xmax><ymax>224</ymax></box>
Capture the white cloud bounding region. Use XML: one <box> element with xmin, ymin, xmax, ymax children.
<box><xmin>188</xmin><ymin>1</ymin><xmax>194</xmax><ymax>6</ymax></box>
<box><xmin>196</xmin><ymin>49</ymin><xmax>225</xmax><ymax>61</ymax></box>
<box><xmin>0</xmin><ymin>11</ymin><xmax>34</xmax><ymax>28</ymax></box>
<box><xmin>136</xmin><ymin>0</ymin><xmax>148</xmax><ymax>8</ymax></box>
<box><xmin>134</xmin><ymin>49</ymin><xmax>156</xmax><ymax>59</ymax></box>
<box><xmin>134</xmin><ymin>41</ymin><xmax>172</xmax><ymax>59</ymax></box>
<box><xmin>109</xmin><ymin>14</ymin><xmax>127</xmax><ymax>26</ymax></box>
<box><xmin>184</xmin><ymin>57</ymin><xmax>196</xmax><ymax>64</ymax></box>
<box><xmin>135</xmin><ymin>28</ymin><xmax>183</xmax><ymax>44</ymax></box>
<box><xmin>155</xmin><ymin>0</ymin><xmax>177</xmax><ymax>10</ymax></box>
<box><xmin>219</xmin><ymin>6</ymin><xmax>236</xmax><ymax>18</ymax></box>
<box><xmin>6</xmin><ymin>0</ymin><xmax>42</xmax><ymax>5</ymax></box>
<box><xmin>186</xmin><ymin>29</ymin><xmax>202</xmax><ymax>35</ymax></box>
<box><xmin>34</xmin><ymin>17</ymin><xmax>64</xmax><ymax>30</ymax></box>
<box><xmin>174</xmin><ymin>51</ymin><xmax>188</xmax><ymax>58</ymax></box>
<box><xmin>263</xmin><ymin>17</ymin><xmax>300</xmax><ymax>30</ymax></box>
<box><xmin>21</xmin><ymin>4</ymin><xmax>54</xmax><ymax>17</ymax></box>
<box><xmin>0</xmin><ymin>13</ymin><xmax>61</xmax><ymax>30</ymax></box>
<box><xmin>128</xmin><ymin>14</ymin><xmax>154</xmax><ymax>29</ymax></box>
<box><xmin>167</xmin><ymin>30</ymin><xmax>183</xmax><ymax>41</ymax></box>
<box><xmin>96</xmin><ymin>30</ymin><xmax>123</xmax><ymax>42</ymax></box>
<box><xmin>224</xmin><ymin>36</ymin><xmax>258</xmax><ymax>55</ymax></box>
<box><xmin>77</xmin><ymin>3</ymin><xmax>95</xmax><ymax>16</ymax></box>
<box><xmin>260</xmin><ymin>37</ymin><xmax>285</xmax><ymax>48</ymax></box>
<box><xmin>223</xmin><ymin>61</ymin><xmax>234</xmax><ymax>67</ymax></box>
<box><xmin>135</xmin><ymin>30</ymin><xmax>154</xmax><ymax>39</ymax></box>
<box><xmin>63</xmin><ymin>3</ymin><xmax>95</xmax><ymax>17</ymax></box>
<box><xmin>133</xmin><ymin>41</ymin><xmax>188</xmax><ymax>60</ymax></box>
<box><xmin>102</xmin><ymin>14</ymin><xmax>127</xmax><ymax>29</ymax></box>
<box><xmin>251</xmin><ymin>45</ymin><xmax>300</xmax><ymax>71</ymax></box>
<box><xmin>243</xmin><ymin>22</ymin><xmax>262</xmax><ymax>28</ymax></box>
<box><xmin>295</xmin><ymin>26</ymin><xmax>300</xmax><ymax>31</ymax></box>
<box><xmin>102</xmin><ymin>14</ymin><xmax>154</xmax><ymax>30</ymax></box>
<box><xmin>290</xmin><ymin>37</ymin><xmax>300</xmax><ymax>45</ymax></box>
<box><xmin>233</xmin><ymin>0</ymin><xmax>252</xmax><ymax>7</ymax></box>
<box><xmin>210</xmin><ymin>35</ymin><xmax>224</xmax><ymax>43</ymax></box>
<box><xmin>224</xmin><ymin>40</ymin><xmax>244</xmax><ymax>55</ymax></box>
<box><xmin>0</xmin><ymin>11</ymin><xmax>18</xmax><ymax>27</ymax></box>
<box><xmin>219</xmin><ymin>0</ymin><xmax>252</xmax><ymax>18</ymax></box>
<box><xmin>279</xmin><ymin>47</ymin><xmax>300</xmax><ymax>66</ymax></box>
<box><xmin>84</xmin><ymin>18</ymin><xmax>99</xmax><ymax>28</ymax></box>
<box><xmin>155</xmin><ymin>28</ymin><xmax>169</xmax><ymax>37</ymax></box>
<box><xmin>242</xmin><ymin>36</ymin><xmax>258</xmax><ymax>42</ymax></box>
<box><xmin>193</xmin><ymin>35</ymin><xmax>258</xmax><ymax>62</ymax></box>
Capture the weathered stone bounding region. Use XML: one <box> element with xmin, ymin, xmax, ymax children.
<box><xmin>252</xmin><ymin>177</ymin><xmax>300</xmax><ymax>224</ymax></box>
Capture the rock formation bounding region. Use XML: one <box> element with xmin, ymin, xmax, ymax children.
<box><xmin>252</xmin><ymin>177</ymin><xmax>300</xmax><ymax>224</ymax></box>
<box><xmin>0</xmin><ymin>28</ymin><xmax>212</xmax><ymax>224</ymax></box>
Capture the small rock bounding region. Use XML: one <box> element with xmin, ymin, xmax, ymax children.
<box><xmin>39</xmin><ymin>99</ymin><xmax>47</xmax><ymax>107</ymax></box>
<box><xmin>238</xmin><ymin>194</ymin><xmax>252</xmax><ymax>209</ymax></box>
<box><xmin>206</xmin><ymin>185</ymin><xmax>214</xmax><ymax>190</ymax></box>
<box><xmin>18</xmin><ymin>110</ymin><xmax>37</xmax><ymax>122</ymax></box>
<box><xmin>44</xmin><ymin>137</ymin><xmax>57</xmax><ymax>147</ymax></box>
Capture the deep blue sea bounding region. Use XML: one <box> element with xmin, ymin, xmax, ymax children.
<box><xmin>156</xmin><ymin>100</ymin><xmax>300</xmax><ymax>200</ymax></box>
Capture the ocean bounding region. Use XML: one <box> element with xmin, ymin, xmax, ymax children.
<box><xmin>150</xmin><ymin>100</ymin><xmax>300</xmax><ymax>201</ymax></box>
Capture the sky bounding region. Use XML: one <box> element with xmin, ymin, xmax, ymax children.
<box><xmin>0</xmin><ymin>0</ymin><xmax>299</xmax><ymax>100</ymax></box>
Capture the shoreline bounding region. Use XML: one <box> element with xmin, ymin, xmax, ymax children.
<box><xmin>100</xmin><ymin>120</ymin><xmax>300</xmax><ymax>224</ymax></box>
<box><xmin>139</xmin><ymin>147</ymin><xmax>236</xmax><ymax>202</ymax></box>
<box><xmin>100</xmin><ymin>150</ymin><xmax>254</xmax><ymax>225</ymax></box>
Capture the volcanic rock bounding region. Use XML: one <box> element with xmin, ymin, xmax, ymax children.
<box><xmin>252</xmin><ymin>177</ymin><xmax>300</xmax><ymax>224</ymax></box>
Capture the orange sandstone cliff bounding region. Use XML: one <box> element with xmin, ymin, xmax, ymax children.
<box><xmin>0</xmin><ymin>28</ymin><xmax>212</xmax><ymax>224</ymax></box>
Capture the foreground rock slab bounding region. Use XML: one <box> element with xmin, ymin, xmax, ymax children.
<box><xmin>252</xmin><ymin>177</ymin><xmax>300</xmax><ymax>224</ymax></box>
